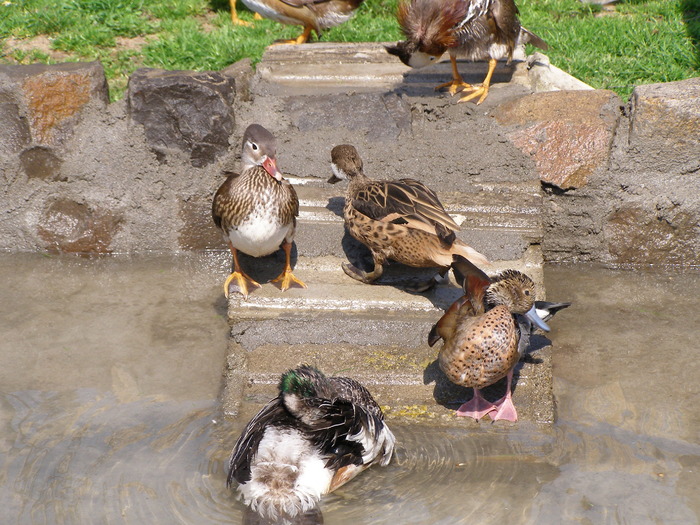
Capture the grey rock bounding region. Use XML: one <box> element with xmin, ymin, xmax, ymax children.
<box><xmin>126</xmin><ymin>68</ymin><xmax>236</xmax><ymax>167</ymax></box>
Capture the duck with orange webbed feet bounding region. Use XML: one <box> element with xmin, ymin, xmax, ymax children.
<box><xmin>387</xmin><ymin>0</ymin><xmax>548</xmax><ymax>104</ymax></box>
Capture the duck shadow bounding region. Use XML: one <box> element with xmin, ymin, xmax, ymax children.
<box><xmin>327</xmin><ymin>197</ymin><xmax>465</xmax><ymax>305</ymax></box>
<box><xmin>227</xmin><ymin>243</ymin><xmax>301</xmax><ymax>285</ymax></box>
<box><xmin>388</xmin><ymin>58</ymin><xmax>518</xmax><ymax>99</ymax></box>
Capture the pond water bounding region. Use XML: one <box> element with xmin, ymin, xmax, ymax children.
<box><xmin>1</xmin><ymin>254</ymin><xmax>698</xmax><ymax>524</ymax></box>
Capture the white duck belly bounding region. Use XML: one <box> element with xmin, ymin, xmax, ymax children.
<box><xmin>228</xmin><ymin>207</ymin><xmax>291</xmax><ymax>258</ymax></box>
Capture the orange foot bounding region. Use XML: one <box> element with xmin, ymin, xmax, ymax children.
<box><xmin>224</xmin><ymin>271</ymin><xmax>261</xmax><ymax>299</ymax></box>
<box><xmin>435</xmin><ymin>79</ymin><xmax>474</xmax><ymax>96</ymax></box>
<box><xmin>272</xmin><ymin>26</ymin><xmax>312</xmax><ymax>46</ymax></box>
<box><xmin>270</xmin><ymin>268</ymin><xmax>307</xmax><ymax>292</ymax></box>
<box><xmin>458</xmin><ymin>85</ymin><xmax>490</xmax><ymax>105</ymax></box>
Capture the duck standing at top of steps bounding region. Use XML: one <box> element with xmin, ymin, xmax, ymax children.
<box><xmin>386</xmin><ymin>0</ymin><xmax>548</xmax><ymax>104</ymax></box>
<box><xmin>328</xmin><ymin>143</ymin><xmax>490</xmax><ymax>291</ymax></box>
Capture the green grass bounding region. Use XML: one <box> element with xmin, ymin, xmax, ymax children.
<box><xmin>1</xmin><ymin>0</ymin><xmax>697</xmax><ymax>101</ymax></box>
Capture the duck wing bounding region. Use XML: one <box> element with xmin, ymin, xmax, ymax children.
<box><xmin>308</xmin><ymin>398</ymin><xmax>394</xmax><ymax>471</ymax></box>
<box><xmin>212</xmin><ymin>171</ymin><xmax>241</xmax><ymax>231</ymax></box>
<box><xmin>227</xmin><ymin>397</ymin><xmax>291</xmax><ymax>487</ymax></box>
<box><xmin>352</xmin><ymin>178</ymin><xmax>460</xmax><ymax>242</ymax></box>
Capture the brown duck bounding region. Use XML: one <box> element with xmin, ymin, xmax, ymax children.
<box><xmin>231</xmin><ymin>0</ymin><xmax>365</xmax><ymax>44</ymax></box>
<box><xmin>428</xmin><ymin>255</ymin><xmax>550</xmax><ymax>421</ymax></box>
<box><xmin>327</xmin><ymin>144</ymin><xmax>489</xmax><ymax>289</ymax></box>
<box><xmin>212</xmin><ymin>124</ymin><xmax>307</xmax><ymax>299</ymax></box>
<box><xmin>386</xmin><ymin>0</ymin><xmax>548</xmax><ymax>104</ymax></box>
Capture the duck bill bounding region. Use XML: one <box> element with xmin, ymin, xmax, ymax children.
<box><xmin>262</xmin><ymin>156</ymin><xmax>283</xmax><ymax>182</ymax></box>
<box><xmin>327</xmin><ymin>174</ymin><xmax>342</xmax><ymax>184</ymax></box>
<box><xmin>525</xmin><ymin>304</ymin><xmax>550</xmax><ymax>332</ymax></box>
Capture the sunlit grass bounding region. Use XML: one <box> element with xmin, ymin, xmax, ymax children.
<box><xmin>1</xmin><ymin>0</ymin><xmax>697</xmax><ymax>101</ymax></box>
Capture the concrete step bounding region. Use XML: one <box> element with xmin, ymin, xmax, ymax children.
<box><xmin>253</xmin><ymin>41</ymin><xmax>591</xmax><ymax>97</ymax></box>
<box><xmin>222</xmin><ymin>42</ymin><xmax>557</xmax><ymax>428</ymax></box>
<box><xmin>221</xmin><ymin>257</ymin><xmax>551</xmax><ymax>426</ymax></box>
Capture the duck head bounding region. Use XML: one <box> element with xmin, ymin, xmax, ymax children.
<box><xmin>241</xmin><ymin>124</ymin><xmax>283</xmax><ymax>182</ymax></box>
<box><xmin>279</xmin><ymin>365</ymin><xmax>333</xmax><ymax>425</ymax></box>
<box><xmin>451</xmin><ymin>255</ymin><xmax>550</xmax><ymax>333</ymax></box>
<box><xmin>487</xmin><ymin>270</ymin><xmax>550</xmax><ymax>332</ymax></box>
<box><xmin>328</xmin><ymin>144</ymin><xmax>364</xmax><ymax>184</ymax></box>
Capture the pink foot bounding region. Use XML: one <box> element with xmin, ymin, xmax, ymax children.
<box><xmin>490</xmin><ymin>371</ymin><xmax>518</xmax><ymax>422</ymax></box>
<box><xmin>490</xmin><ymin>394</ymin><xmax>518</xmax><ymax>421</ymax></box>
<box><xmin>455</xmin><ymin>389</ymin><xmax>496</xmax><ymax>420</ymax></box>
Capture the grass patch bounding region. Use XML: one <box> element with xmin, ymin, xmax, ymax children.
<box><xmin>1</xmin><ymin>0</ymin><xmax>697</xmax><ymax>101</ymax></box>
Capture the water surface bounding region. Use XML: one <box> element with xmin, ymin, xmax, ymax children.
<box><xmin>1</xmin><ymin>255</ymin><xmax>698</xmax><ymax>524</ymax></box>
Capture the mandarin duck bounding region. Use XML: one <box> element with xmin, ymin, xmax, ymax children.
<box><xmin>212</xmin><ymin>124</ymin><xmax>307</xmax><ymax>299</ymax></box>
<box><xmin>386</xmin><ymin>0</ymin><xmax>548</xmax><ymax>104</ymax></box>
<box><xmin>227</xmin><ymin>365</ymin><xmax>396</xmax><ymax>522</ymax></box>
<box><xmin>327</xmin><ymin>144</ymin><xmax>489</xmax><ymax>290</ymax></box>
<box><xmin>232</xmin><ymin>0</ymin><xmax>365</xmax><ymax>44</ymax></box>
<box><xmin>428</xmin><ymin>255</ymin><xmax>552</xmax><ymax>421</ymax></box>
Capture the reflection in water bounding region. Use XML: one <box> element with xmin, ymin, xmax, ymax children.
<box><xmin>0</xmin><ymin>256</ymin><xmax>698</xmax><ymax>524</ymax></box>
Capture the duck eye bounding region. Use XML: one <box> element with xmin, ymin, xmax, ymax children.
<box><xmin>250</xmin><ymin>142</ymin><xmax>258</xmax><ymax>151</ymax></box>
<box><xmin>524</xmin><ymin>290</ymin><xmax>530</xmax><ymax>296</ymax></box>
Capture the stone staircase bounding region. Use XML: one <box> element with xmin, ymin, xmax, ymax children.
<box><xmin>221</xmin><ymin>43</ymin><xmax>576</xmax><ymax>426</ymax></box>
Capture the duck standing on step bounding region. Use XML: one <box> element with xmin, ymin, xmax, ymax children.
<box><xmin>233</xmin><ymin>0</ymin><xmax>366</xmax><ymax>45</ymax></box>
<box><xmin>328</xmin><ymin>144</ymin><xmax>489</xmax><ymax>290</ymax></box>
<box><xmin>212</xmin><ymin>124</ymin><xmax>307</xmax><ymax>299</ymax></box>
<box><xmin>386</xmin><ymin>0</ymin><xmax>548</xmax><ymax>104</ymax></box>
<box><xmin>227</xmin><ymin>365</ymin><xmax>396</xmax><ymax>522</ymax></box>
<box><xmin>428</xmin><ymin>254</ymin><xmax>553</xmax><ymax>421</ymax></box>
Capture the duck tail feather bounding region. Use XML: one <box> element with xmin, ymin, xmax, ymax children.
<box><xmin>521</xmin><ymin>27</ymin><xmax>548</xmax><ymax>51</ymax></box>
<box><xmin>451</xmin><ymin>240</ymin><xmax>490</xmax><ymax>268</ymax></box>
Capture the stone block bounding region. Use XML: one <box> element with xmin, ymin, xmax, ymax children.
<box><xmin>494</xmin><ymin>90</ymin><xmax>621</xmax><ymax>190</ymax></box>
<box><xmin>126</xmin><ymin>68</ymin><xmax>236</xmax><ymax>167</ymax></box>
<box><xmin>604</xmin><ymin>204</ymin><xmax>699</xmax><ymax>266</ymax></box>
<box><xmin>0</xmin><ymin>61</ymin><xmax>108</xmax><ymax>148</ymax></box>
<box><xmin>629</xmin><ymin>77</ymin><xmax>700</xmax><ymax>172</ymax></box>
<box><xmin>221</xmin><ymin>58</ymin><xmax>254</xmax><ymax>103</ymax></box>
<box><xmin>37</xmin><ymin>198</ymin><xmax>123</xmax><ymax>254</ymax></box>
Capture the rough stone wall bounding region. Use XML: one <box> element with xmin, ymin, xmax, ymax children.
<box><xmin>0</xmin><ymin>60</ymin><xmax>698</xmax><ymax>265</ymax></box>
<box><xmin>493</xmin><ymin>78</ymin><xmax>700</xmax><ymax>266</ymax></box>
<box><xmin>0</xmin><ymin>61</ymin><xmax>233</xmax><ymax>253</ymax></box>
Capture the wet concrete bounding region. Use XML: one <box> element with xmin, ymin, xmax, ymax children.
<box><xmin>1</xmin><ymin>254</ymin><xmax>698</xmax><ymax>524</ymax></box>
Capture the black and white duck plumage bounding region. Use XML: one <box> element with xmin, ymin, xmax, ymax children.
<box><xmin>227</xmin><ymin>365</ymin><xmax>396</xmax><ymax>522</ymax></box>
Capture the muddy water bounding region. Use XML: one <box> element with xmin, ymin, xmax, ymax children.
<box><xmin>1</xmin><ymin>254</ymin><xmax>698</xmax><ymax>524</ymax></box>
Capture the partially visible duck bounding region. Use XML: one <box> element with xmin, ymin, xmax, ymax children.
<box><xmin>328</xmin><ymin>144</ymin><xmax>489</xmax><ymax>290</ymax></box>
<box><xmin>227</xmin><ymin>365</ymin><xmax>396</xmax><ymax>522</ymax></box>
<box><xmin>386</xmin><ymin>0</ymin><xmax>548</xmax><ymax>104</ymax></box>
<box><xmin>235</xmin><ymin>0</ymin><xmax>366</xmax><ymax>44</ymax></box>
<box><xmin>212</xmin><ymin>124</ymin><xmax>307</xmax><ymax>299</ymax></box>
<box><xmin>428</xmin><ymin>254</ymin><xmax>550</xmax><ymax>421</ymax></box>
<box><xmin>229</xmin><ymin>0</ymin><xmax>263</xmax><ymax>26</ymax></box>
